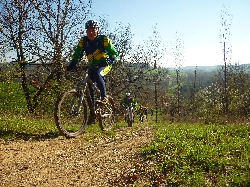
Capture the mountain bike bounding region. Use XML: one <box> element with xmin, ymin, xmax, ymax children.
<box><xmin>138</xmin><ymin>109</ymin><xmax>145</xmax><ymax>123</ymax></box>
<box><xmin>138</xmin><ymin>107</ymin><xmax>147</xmax><ymax>123</ymax></box>
<box><xmin>54</xmin><ymin>66</ymin><xmax>115</xmax><ymax>138</ymax></box>
<box><xmin>123</xmin><ymin>105</ymin><xmax>135</xmax><ymax>127</ymax></box>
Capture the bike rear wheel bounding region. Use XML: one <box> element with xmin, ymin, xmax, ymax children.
<box><xmin>127</xmin><ymin>111</ymin><xmax>133</xmax><ymax>127</ymax></box>
<box><xmin>54</xmin><ymin>89</ymin><xmax>88</xmax><ymax>138</ymax></box>
<box><xmin>140</xmin><ymin>114</ymin><xmax>144</xmax><ymax>123</ymax></box>
<box><xmin>96</xmin><ymin>95</ymin><xmax>115</xmax><ymax>131</ymax></box>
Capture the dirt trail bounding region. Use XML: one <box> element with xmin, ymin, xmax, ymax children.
<box><xmin>0</xmin><ymin>124</ymin><xmax>161</xmax><ymax>187</ymax></box>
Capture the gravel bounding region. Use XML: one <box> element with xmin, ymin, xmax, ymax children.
<box><xmin>0</xmin><ymin>124</ymin><xmax>164</xmax><ymax>187</ymax></box>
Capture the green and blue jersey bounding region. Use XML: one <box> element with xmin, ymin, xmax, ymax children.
<box><xmin>71</xmin><ymin>35</ymin><xmax>118</xmax><ymax>66</ymax></box>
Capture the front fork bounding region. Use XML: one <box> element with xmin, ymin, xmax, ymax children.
<box><xmin>69</xmin><ymin>88</ymin><xmax>85</xmax><ymax>115</ymax></box>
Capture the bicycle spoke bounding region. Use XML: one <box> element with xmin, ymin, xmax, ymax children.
<box><xmin>55</xmin><ymin>89</ymin><xmax>88</xmax><ymax>138</ymax></box>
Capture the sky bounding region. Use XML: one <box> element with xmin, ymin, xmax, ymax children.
<box><xmin>91</xmin><ymin>0</ymin><xmax>250</xmax><ymax>67</ymax></box>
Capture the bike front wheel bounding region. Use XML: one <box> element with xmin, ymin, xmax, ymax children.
<box><xmin>127</xmin><ymin>112</ymin><xmax>133</xmax><ymax>127</ymax></box>
<box><xmin>96</xmin><ymin>95</ymin><xmax>115</xmax><ymax>131</ymax></box>
<box><xmin>54</xmin><ymin>89</ymin><xmax>88</xmax><ymax>138</ymax></box>
<box><xmin>128</xmin><ymin>119</ymin><xmax>133</xmax><ymax>127</ymax></box>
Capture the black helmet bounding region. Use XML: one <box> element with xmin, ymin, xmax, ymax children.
<box><xmin>85</xmin><ymin>20</ymin><xmax>99</xmax><ymax>29</ymax></box>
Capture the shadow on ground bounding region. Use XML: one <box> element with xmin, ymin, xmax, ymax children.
<box><xmin>0</xmin><ymin>130</ymin><xmax>60</xmax><ymax>142</ymax></box>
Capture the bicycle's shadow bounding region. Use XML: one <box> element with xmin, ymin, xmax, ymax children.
<box><xmin>0</xmin><ymin>130</ymin><xmax>60</xmax><ymax>142</ymax></box>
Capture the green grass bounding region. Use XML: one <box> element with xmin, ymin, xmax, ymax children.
<box><xmin>0</xmin><ymin>82</ymin><xmax>27</xmax><ymax>113</ymax></box>
<box><xmin>1</xmin><ymin>82</ymin><xmax>249</xmax><ymax>186</ymax></box>
<box><xmin>0</xmin><ymin>114</ymin><xmax>59</xmax><ymax>142</ymax></box>
<box><xmin>0</xmin><ymin>81</ymin><xmax>136</xmax><ymax>142</ymax></box>
<box><xmin>1</xmin><ymin>113</ymin><xmax>249</xmax><ymax>186</ymax></box>
<box><xmin>142</xmin><ymin>122</ymin><xmax>250</xmax><ymax>186</ymax></box>
<box><xmin>0</xmin><ymin>113</ymin><xmax>132</xmax><ymax>143</ymax></box>
<box><xmin>0</xmin><ymin>81</ymin><xmax>62</xmax><ymax>114</ymax></box>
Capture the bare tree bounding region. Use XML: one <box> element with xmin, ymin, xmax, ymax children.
<box><xmin>0</xmin><ymin>0</ymin><xmax>92</xmax><ymax>113</ymax></box>
<box><xmin>96</xmin><ymin>20</ymin><xmax>134</xmax><ymax>101</ymax></box>
<box><xmin>101</xmin><ymin>23</ymin><xmax>167</xmax><ymax>120</ymax></box>
<box><xmin>0</xmin><ymin>0</ymin><xmax>38</xmax><ymax>112</ymax></box>
<box><xmin>136</xmin><ymin>25</ymin><xmax>167</xmax><ymax>122</ymax></box>
<box><xmin>220</xmin><ymin>4</ymin><xmax>233</xmax><ymax>115</ymax></box>
<box><xmin>171</xmin><ymin>32</ymin><xmax>185</xmax><ymax>120</ymax></box>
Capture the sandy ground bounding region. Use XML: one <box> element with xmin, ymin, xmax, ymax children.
<box><xmin>0</xmin><ymin>124</ymin><xmax>165</xmax><ymax>187</ymax></box>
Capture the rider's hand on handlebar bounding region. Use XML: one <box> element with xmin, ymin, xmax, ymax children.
<box><xmin>66</xmin><ymin>60</ymin><xmax>77</xmax><ymax>71</ymax></box>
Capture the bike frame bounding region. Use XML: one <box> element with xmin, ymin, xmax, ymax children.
<box><xmin>55</xmin><ymin>66</ymin><xmax>115</xmax><ymax>137</ymax></box>
<box><xmin>71</xmin><ymin>70</ymin><xmax>99</xmax><ymax>117</ymax></box>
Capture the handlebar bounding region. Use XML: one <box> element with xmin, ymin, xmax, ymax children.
<box><xmin>66</xmin><ymin>60</ymin><xmax>111</xmax><ymax>72</ymax></box>
<box><xmin>121</xmin><ymin>104</ymin><xmax>136</xmax><ymax>108</ymax></box>
<box><xmin>66</xmin><ymin>65</ymin><xmax>98</xmax><ymax>72</ymax></box>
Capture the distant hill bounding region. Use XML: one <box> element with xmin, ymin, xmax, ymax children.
<box><xmin>167</xmin><ymin>65</ymin><xmax>221</xmax><ymax>72</ymax></box>
<box><xmin>183</xmin><ymin>65</ymin><xmax>220</xmax><ymax>71</ymax></box>
<box><xmin>167</xmin><ymin>63</ymin><xmax>250</xmax><ymax>72</ymax></box>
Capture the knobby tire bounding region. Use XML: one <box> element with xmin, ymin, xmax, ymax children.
<box><xmin>54</xmin><ymin>89</ymin><xmax>88</xmax><ymax>138</ymax></box>
<box><xmin>127</xmin><ymin>114</ymin><xmax>133</xmax><ymax>127</ymax></box>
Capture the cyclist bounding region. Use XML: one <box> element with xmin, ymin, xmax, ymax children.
<box><xmin>138</xmin><ymin>105</ymin><xmax>144</xmax><ymax>116</ymax></box>
<box><xmin>66</xmin><ymin>20</ymin><xmax>118</xmax><ymax>104</ymax></box>
<box><xmin>120</xmin><ymin>93</ymin><xmax>137</xmax><ymax>122</ymax></box>
<box><xmin>150</xmin><ymin>108</ymin><xmax>154</xmax><ymax>116</ymax></box>
<box><xmin>138</xmin><ymin>105</ymin><xmax>148</xmax><ymax>122</ymax></box>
